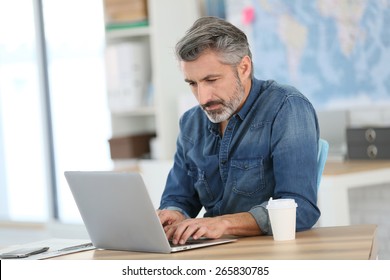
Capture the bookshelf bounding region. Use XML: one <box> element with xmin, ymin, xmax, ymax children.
<box><xmin>104</xmin><ymin>0</ymin><xmax>200</xmax><ymax>160</ymax></box>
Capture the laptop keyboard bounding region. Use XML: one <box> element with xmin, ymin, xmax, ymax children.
<box><xmin>169</xmin><ymin>238</ymin><xmax>213</xmax><ymax>247</ymax></box>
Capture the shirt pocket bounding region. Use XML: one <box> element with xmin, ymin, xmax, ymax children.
<box><xmin>187</xmin><ymin>167</ymin><xmax>215</xmax><ymax>204</ymax></box>
<box><xmin>230</xmin><ymin>157</ymin><xmax>265</xmax><ymax>196</ymax></box>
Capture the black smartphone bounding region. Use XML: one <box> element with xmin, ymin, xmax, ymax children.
<box><xmin>0</xmin><ymin>246</ymin><xmax>49</xmax><ymax>259</ymax></box>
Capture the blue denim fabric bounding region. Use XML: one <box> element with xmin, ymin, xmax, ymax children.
<box><xmin>159</xmin><ymin>79</ymin><xmax>320</xmax><ymax>234</ymax></box>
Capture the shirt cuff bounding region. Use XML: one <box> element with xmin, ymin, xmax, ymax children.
<box><xmin>248</xmin><ymin>204</ymin><xmax>272</xmax><ymax>235</ymax></box>
<box><xmin>163</xmin><ymin>206</ymin><xmax>190</xmax><ymax>219</ymax></box>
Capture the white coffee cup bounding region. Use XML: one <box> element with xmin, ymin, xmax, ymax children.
<box><xmin>266</xmin><ymin>198</ymin><xmax>298</xmax><ymax>241</ymax></box>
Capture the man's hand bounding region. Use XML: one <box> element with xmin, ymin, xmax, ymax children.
<box><xmin>164</xmin><ymin>217</ymin><xmax>229</xmax><ymax>245</ymax></box>
<box><xmin>158</xmin><ymin>211</ymin><xmax>262</xmax><ymax>245</ymax></box>
<box><xmin>157</xmin><ymin>209</ymin><xmax>186</xmax><ymax>227</ymax></box>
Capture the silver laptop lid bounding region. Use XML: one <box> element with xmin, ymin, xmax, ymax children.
<box><xmin>65</xmin><ymin>171</ymin><xmax>172</xmax><ymax>253</ymax></box>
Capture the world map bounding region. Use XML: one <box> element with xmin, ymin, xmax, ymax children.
<box><xmin>226</xmin><ymin>0</ymin><xmax>390</xmax><ymax>108</ymax></box>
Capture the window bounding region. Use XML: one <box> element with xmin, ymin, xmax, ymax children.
<box><xmin>0</xmin><ymin>0</ymin><xmax>112</xmax><ymax>223</ymax></box>
<box><xmin>0</xmin><ymin>0</ymin><xmax>49</xmax><ymax>221</ymax></box>
<box><xmin>43</xmin><ymin>0</ymin><xmax>112</xmax><ymax>223</ymax></box>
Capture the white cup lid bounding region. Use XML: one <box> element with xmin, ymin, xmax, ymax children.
<box><xmin>266</xmin><ymin>198</ymin><xmax>298</xmax><ymax>209</ymax></box>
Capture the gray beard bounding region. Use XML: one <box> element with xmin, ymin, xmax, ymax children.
<box><xmin>202</xmin><ymin>78</ymin><xmax>245</xmax><ymax>123</ymax></box>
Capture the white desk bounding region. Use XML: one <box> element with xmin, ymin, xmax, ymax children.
<box><xmin>318</xmin><ymin>160</ymin><xmax>390</xmax><ymax>227</ymax></box>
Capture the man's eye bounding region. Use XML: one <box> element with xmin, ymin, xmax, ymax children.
<box><xmin>207</xmin><ymin>79</ymin><xmax>216</xmax><ymax>83</ymax></box>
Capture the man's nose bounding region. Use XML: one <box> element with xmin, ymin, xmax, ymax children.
<box><xmin>196</xmin><ymin>84</ymin><xmax>213</xmax><ymax>105</ymax></box>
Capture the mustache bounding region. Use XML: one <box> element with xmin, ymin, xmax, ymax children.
<box><xmin>201</xmin><ymin>100</ymin><xmax>225</xmax><ymax>110</ymax></box>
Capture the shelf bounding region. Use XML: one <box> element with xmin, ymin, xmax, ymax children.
<box><xmin>111</xmin><ymin>106</ymin><xmax>155</xmax><ymax>117</ymax></box>
<box><xmin>105</xmin><ymin>25</ymin><xmax>150</xmax><ymax>40</ymax></box>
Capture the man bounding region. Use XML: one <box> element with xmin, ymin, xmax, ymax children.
<box><xmin>158</xmin><ymin>16</ymin><xmax>320</xmax><ymax>245</ymax></box>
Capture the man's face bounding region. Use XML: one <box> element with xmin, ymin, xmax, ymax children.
<box><xmin>181</xmin><ymin>51</ymin><xmax>247</xmax><ymax>123</ymax></box>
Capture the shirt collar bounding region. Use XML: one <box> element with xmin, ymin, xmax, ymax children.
<box><xmin>236</xmin><ymin>78</ymin><xmax>262</xmax><ymax>120</ymax></box>
<box><xmin>207</xmin><ymin>78</ymin><xmax>263</xmax><ymax>135</ymax></box>
<box><xmin>208</xmin><ymin>122</ymin><xmax>220</xmax><ymax>136</ymax></box>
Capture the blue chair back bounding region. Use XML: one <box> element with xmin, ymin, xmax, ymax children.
<box><xmin>317</xmin><ymin>139</ymin><xmax>329</xmax><ymax>188</ymax></box>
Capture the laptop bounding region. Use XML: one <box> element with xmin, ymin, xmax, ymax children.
<box><xmin>64</xmin><ymin>171</ymin><xmax>236</xmax><ymax>253</ymax></box>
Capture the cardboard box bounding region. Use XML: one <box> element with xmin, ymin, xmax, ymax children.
<box><xmin>108</xmin><ymin>133</ymin><xmax>155</xmax><ymax>159</ymax></box>
<box><xmin>104</xmin><ymin>0</ymin><xmax>148</xmax><ymax>24</ymax></box>
<box><xmin>347</xmin><ymin>127</ymin><xmax>390</xmax><ymax>159</ymax></box>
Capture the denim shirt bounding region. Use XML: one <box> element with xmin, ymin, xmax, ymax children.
<box><xmin>159</xmin><ymin>79</ymin><xmax>321</xmax><ymax>234</ymax></box>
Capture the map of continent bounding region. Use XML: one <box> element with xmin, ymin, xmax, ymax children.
<box><xmin>227</xmin><ymin>0</ymin><xmax>390</xmax><ymax>108</ymax></box>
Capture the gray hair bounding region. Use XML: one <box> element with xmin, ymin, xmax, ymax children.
<box><xmin>175</xmin><ymin>16</ymin><xmax>253</xmax><ymax>77</ymax></box>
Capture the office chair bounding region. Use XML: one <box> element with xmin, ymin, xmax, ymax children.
<box><xmin>317</xmin><ymin>138</ymin><xmax>329</xmax><ymax>188</ymax></box>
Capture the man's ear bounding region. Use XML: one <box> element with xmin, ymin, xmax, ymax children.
<box><xmin>238</xmin><ymin>55</ymin><xmax>252</xmax><ymax>80</ymax></box>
